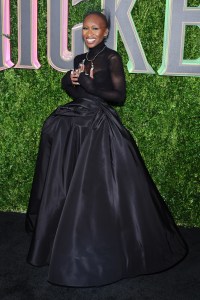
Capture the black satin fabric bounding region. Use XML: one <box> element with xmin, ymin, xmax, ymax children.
<box><xmin>26</xmin><ymin>96</ymin><xmax>187</xmax><ymax>287</ymax></box>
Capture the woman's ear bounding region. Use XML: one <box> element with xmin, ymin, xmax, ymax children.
<box><xmin>104</xmin><ymin>29</ymin><xmax>109</xmax><ymax>38</ymax></box>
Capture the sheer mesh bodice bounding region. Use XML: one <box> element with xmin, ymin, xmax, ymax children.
<box><xmin>61</xmin><ymin>41</ymin><xmax>126</xmax><ymax>106</ymax></box>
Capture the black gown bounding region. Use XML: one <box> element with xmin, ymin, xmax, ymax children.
<box><xmin>26</xmin><ymin>41</ymin><xmax>187</xmax><ymax>287</ymax></box>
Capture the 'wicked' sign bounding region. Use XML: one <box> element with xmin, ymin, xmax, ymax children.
<box><xmin>0</xmin><ymin>0</ymin><xmax>200</xmax><ymax>76</ymax></box>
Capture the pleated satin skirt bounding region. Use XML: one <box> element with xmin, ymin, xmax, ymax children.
<box><xmin>26</xmin><ymin>97</ymin><xmax>187</xmax><ymax>287</ymax></box>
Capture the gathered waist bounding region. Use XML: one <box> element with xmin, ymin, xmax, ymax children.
<box><xmin>46</xmin><ymin>96</ymin><xmax>126</xmax><ymax>135</ymax></box>
<box><xmin>74</xmin><ymin>97</ymin><xmax>108</xmax><ymax>108</ymax></box>
<box><xmin>52</xmin><ymin>97</ymin><xmax>107</xmax><ymax>118</ymax></box>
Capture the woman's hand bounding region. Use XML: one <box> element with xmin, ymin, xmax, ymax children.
<box><xmin>70</xmin><ymin>70</ymin><xmax>80</xmax><ymax>85</ymax></box>
<box><xmin>70</xmin><ymin>62</ymin><xmax>85</xmax><ymax>85</ymax></box>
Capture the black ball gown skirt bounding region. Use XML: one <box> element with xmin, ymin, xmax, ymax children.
<box><xmin>26</xmin><ymin>96</ymin><xmax>187</xmax><ymax>287</ymax></box>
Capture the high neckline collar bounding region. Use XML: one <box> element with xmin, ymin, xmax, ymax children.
<box><xmin>88</xmin><ymin>41</ymin><xmax>106</xmax><ymax>56</ymax></box>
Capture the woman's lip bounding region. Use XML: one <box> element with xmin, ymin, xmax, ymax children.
<box><xmin>86</xmin><ymin>38</ymin><xmax>96</xmax><ymax>44</ymax></box>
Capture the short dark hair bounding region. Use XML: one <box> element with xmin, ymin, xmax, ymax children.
<box><xmin>83</xmin><ymin>11</ymin><xmax>110</xmax><ymax>30</ymax></box>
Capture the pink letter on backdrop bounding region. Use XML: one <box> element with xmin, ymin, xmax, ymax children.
<box><xmin>15</xmin><ymin>0</ymin><xmax>40</xmax><ymax>69</ymax></box>
<box><xmin>0</xmin><ymin>0</ymin><xmax>14</xmax><ymax>70</ymax></box>
<box><xmin>47</xmin><ymin>0</ymin><xmax>84</xmax><ymax>72</ymax></box>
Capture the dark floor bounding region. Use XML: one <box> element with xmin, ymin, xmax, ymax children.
<box><xmin>0</xmin><ymin>212</ymin><xmax>200</xmax><ymax>300</ymax></box>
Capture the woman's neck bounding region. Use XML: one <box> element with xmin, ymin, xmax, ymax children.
<box><xmin>88</xmin><ymin>41</ymin><xmax>106</xmax><ymax>56</ymax></box>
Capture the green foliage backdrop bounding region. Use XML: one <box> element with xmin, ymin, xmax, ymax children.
<box><xmin>0</xmin><ymin>0</ymin><xmax>199</xmax><ymax>226</ymax></box>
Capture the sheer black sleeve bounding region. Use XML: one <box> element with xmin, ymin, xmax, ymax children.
<box><xmin>78</xmin><ymin>52</ymin><xmax>126</xmax><ymax>106</ymax></box>
<box><xmin>61</xmin><ymin>54</ymin><xmax>92</xmax><ymax>99</ymax></box>
<box><xmin>61</xmin><ymin>70</ymin><xmax>79</xmax><ymax>99</ymax></box>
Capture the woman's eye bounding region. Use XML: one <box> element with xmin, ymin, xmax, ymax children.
<box><xmin>82</xmin><ymin>26</ymin><xmax>99</xmax><ymax>31</ymax></box>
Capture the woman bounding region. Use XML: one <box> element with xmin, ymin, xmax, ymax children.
<box><xmin>26</xmin><ymin>12</ymin><xmax>187</xmax><ymax>287</ymax></box>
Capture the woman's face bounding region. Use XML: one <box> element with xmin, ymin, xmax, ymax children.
<box><xmin>82</xmin><ymin>14</ymin><xmax>109</xmax><ymax>48</ymax></box>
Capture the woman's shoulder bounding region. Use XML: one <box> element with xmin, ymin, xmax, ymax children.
<box><xmin>74</xmin><ymin>53</ymin><xmax>86</xmax><ymax>62</ymax></box>
<box><xmin>105</xmin><ymin>46</ymin><xmax>119</xmax><ymax>55</ymax></box>
<box><xmin>105</xmin><ymin>47</ymin><xmax>123</xmax><ymax>62</ymax></box>
<box><xmin>73</xmin><ymin>53</ymin><xmax>86</xmax><ymax>68</ymax></box>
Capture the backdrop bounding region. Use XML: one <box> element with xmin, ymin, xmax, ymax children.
<box><xmin>0</xmin><ymin>0</ymin><xmax>199</xmax><ymax>227</ymax></box>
